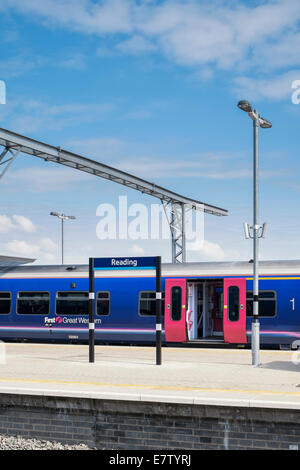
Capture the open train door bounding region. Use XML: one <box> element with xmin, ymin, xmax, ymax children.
<box><xmin>164</xmin><ymin>279</ymin><xmax>188</xmax><ymax>342</ymax></box>
<box><xmin>223</xmin><ymin>278</ymin><xmax>247</xmax><ymax>343</ymax></box>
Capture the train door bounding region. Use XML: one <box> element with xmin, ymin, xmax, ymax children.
<box><xmin>223</xmin><ymin>278</ymin><xmax>246</xmax><ymax>343</ymax></box>
<box><xmin>186</xmin><ymin>281</ymin><xmax>224</xmax><ymax>340</ymax></box>
<box><xmin>164</xmin><ymin>279</ymin><xmax>188</xmax><ymax>342</ymax></box>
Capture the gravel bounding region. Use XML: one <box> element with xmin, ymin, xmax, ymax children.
<box><xmin>0</xmin><ymin>434</ymin><xmax>93</xmax><ymax>450</ymax></box>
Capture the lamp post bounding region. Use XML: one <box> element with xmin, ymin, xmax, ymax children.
<box><xmin>237</xmin><ymin>100</ymin><xmax>272</xmax><ymax>366</ymax></box>
<box><xmin>50</xmin><ymin>212</ymin><xmax>76</xmax><ymax>265</ymax></box>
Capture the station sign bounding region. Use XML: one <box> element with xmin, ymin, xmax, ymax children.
<box><xmin>88</xmin><ymin>255</ymin><xmax>162</xmax><ymax>365</ymax></box>
<box><xmin>93</xmin><ymin>256</ymin><xmax>157</xmax><ymax>270</ymax></box>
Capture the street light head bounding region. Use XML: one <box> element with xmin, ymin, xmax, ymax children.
<box><xmin>259</xmin><ymin>116</ymin><xmax>272</xmax><ymax>129</ymax></box>
<box><xmin>248</xmin><ymin>110</ymin><xmax>259</xmax><ymax>121</ymax></box>
<box><xmin>50</xmin><ymin>212</ymin><xmax>76</xmax><ymax>220</ymax></box>
<box><xmin>237</xmin><ymin>100</ymin><xmax>252</xmax><ymax>113</ymax></box>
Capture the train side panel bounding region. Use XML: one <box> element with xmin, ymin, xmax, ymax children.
<box><xmin>0</xmin><ymin>272</ymin><xmax>300</xmax><ymax>346</ymax></box>
<box><xmin>0</xmin><ymin>275</ymin><xmax>160</xmax><ymax>343</ymax></box>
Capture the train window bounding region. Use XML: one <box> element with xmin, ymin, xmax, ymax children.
<box><xmin>228</xmin><ymin>286</ymin><xmax>240</xmax><ymax>322</ymax></box>
<box><xmin>96</xmin><ymin>292</ymin><xmax>110</xmax><ymax>316</ymax></box>
<box><xmin>171</xmin><ymin>286</ymin><xmax>182</xmax><ymax>321</ymax></box>
<box><xmin>0</xmin><ymin>292</ymin><xmax>11</xmax><ymax>314</ymax></box>
<box><xmin>17</xmin><ymin>292</ymin><xmax>50</xmax><ymax>315</ymax></box>
<box><xmin>246</xmin><ymin>291</ymin><xmax>277</xmax><ymax>317</ymax></box>
<box><xmin>56</xmin><ymin>292</ymin><xmax>88</xmax><ymax>316</ymax></box>
<box><xmin>139</xmin><ymin>291</ymin><xmax>165</xmax><ymax>316</ymax></box>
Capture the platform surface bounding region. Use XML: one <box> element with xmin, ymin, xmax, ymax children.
<box><xmin>0</xmin><ymin>343</ymin><xmax>300</xmax><ymax>409</ymax></box>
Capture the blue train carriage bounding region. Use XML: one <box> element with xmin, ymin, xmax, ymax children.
<box><xmin>0</xmin><ymin>260</ymin><xmax>298</xmax><ymax>348</ymax></box>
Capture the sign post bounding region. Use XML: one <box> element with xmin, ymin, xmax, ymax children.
<box><xmin>89</xmin><ymin>256</ymin><xmax>162</xmax><ymax>365</ymax></box>
<box><xmin>88</xmin><ymin>257</ymin><xmax>95</xmax><ymax>363</ymax></box>
<box><xmin>156</xmin><ymin>256</ymin><xmax>162</xmax><ymax>365</ymax></box>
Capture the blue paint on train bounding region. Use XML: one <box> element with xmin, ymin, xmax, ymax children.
<box><xmin>0</xmin><ymin>269</ymin><xmax>299</xmax><ymax>346</ymax></box>
<box><xmin>247</xmin><ymin>278</ymin><xmax>299</xmax><ymax>345</ymax></box>
<box><xmin>0</xmin><ymin>275</ymin><xmax>159</xmax><ymax>343</ymax></box>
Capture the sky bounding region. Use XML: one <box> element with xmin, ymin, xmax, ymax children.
<box><xmin>0</xmin><ymin>0</ymin><xmax>300</xmax><ymax>265</ymax></box>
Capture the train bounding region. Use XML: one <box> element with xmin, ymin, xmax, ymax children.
<box><xmin>0</xmin><ymin>259</ymin><xmax>299</xmax><ymax>348</ymax></box>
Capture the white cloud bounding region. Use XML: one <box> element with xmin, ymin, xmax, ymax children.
<box><xmin>0</xmin><ymin>55</ymin><xmax>40</xmax><ymax>79</ymax></box>
<box><xmin>39</xmin><ymin>237</ymin><xmax>57</xmax><ymax>252</ymax></box>
<box><xmin>113</xmin><ymin>157</ymin><xmax>285</xmax><ymax>180</ymax></box>
<box><xmin>116</xmin><ymin>35</ymin><xmax>156</xmax><ymax>55</ymax></box>
<box><xmin>188</xmin><ymin>239</ymin><xmax>240</xmax><ymax>262</ymax></box>
<box><xmin>14</xmin><ymin>132</ymin><xmax>283</xmax><ymax>183</ymax></box>
<box><xmin>2</xmin><ymin>0</ymin><xmax>300</xmax><ymax>105</ymax></box>
<box><xmin>3</xmin><ymin>166</ymin><xmax>92</xmax><ymax>193</ymax></box>
<box><xmin>234</xmin><ymin>71</ymin><xmax>300</xmax><ymax>101</ymax></box>
<box><xmin>188</xmin><ymin>239</ymin><xmax>225</xmax><ymax>261</ymax></box>
<box><xmin>0</xmin><ymin>0</ymin><xmax>133</xmax><ymax>34</ymax></box>
<box><xmin>12</xmin><ymin>215</ymin><xmax>36</xmax><ymax>233</ymax></box>
<box><xmin>0</xmin><ymin>214</ymin><xmax>36</xmax><ymax>233</ymax></box>
<box><xmin>4</xmin><ymin>237</ymin><xmax>58</xmax><ymax>261</ymax></box>
<box><xmin>250</xmin><ymin>32</ymin><xmax>300</xmax><ymax>71</ymax></box>
<box><xmin>5</xmin><ymin>240</ymin><xmax>40</xmax><ymax>257</ymax></box>
<box><xmin>144</xmin><ymin>0</ymin><xmax>300</xmax><ymax>70</ymax></box>
<box><xmin>0</xmin><ymin>215</ymin><xmax>15</xmax><ymax>233</ymax></box>
<box><xmin>43</xmin><ymin>253</ymin><xmax>56</xmax><ymax>261</ymax></box>
<box><xmin>65</xmin><ymin>137</ymin><xmax>125</xmax><ymax>159</ymax></box>
<box><xmin>192</xmin><ymin>67</ymin><xmax>214</xmax><ymax>82</ymax></box>
<box><xmin>59</xmin><ymin>53</ymin><xmax>87</xmax><ymax>70</ymax></box>
<box><xmin>45</xmin><ymin>103</ymin><xmax>114</xmax><ymax>116</ymax></box>
<box><xmin>2</xmin><ymin>0</ymin><xmax>300</xmax><ymax>76</ymax></box>
<box><xmin>2</xmin><ymin>99</ymin><xmax>115</xmax><ymax>134</ymax></box>
<box><xmin>96</xmin><ymin>46</ymin><xmax>115</xmax><ymax>57</ymax></box>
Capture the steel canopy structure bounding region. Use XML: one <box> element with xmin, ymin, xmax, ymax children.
<box><xmin>0</xmin><ymin>127</ymin><xmax>228</xmax><ymax>263</ymax></box>
<box><xmin>0</xmin><ymin>255</ymin><xmax>35</xmax><ymax>273</ymax></box>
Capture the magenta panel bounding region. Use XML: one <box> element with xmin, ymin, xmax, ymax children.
<box><xmin>164</xmin><ymin>278</ymin><xmax>187</xmax><ymax>343</ymax></box>
<box><xmin>223</xmin><ymin>278</ymin><xmax>246</xmax><ymax>343</ymax></box>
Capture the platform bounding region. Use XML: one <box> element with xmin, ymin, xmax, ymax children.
<box><xmin>0</xmin><ymin>343</ymin><xmax>300</xmax><ymax>409</ymax></box>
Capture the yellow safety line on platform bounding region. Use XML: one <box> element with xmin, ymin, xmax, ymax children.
<box><xmin>0</xmin><ymin>377</ymin><xmax>299</xmax><ymax>397</ymax></box>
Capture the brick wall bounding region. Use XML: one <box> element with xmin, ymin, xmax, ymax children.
<box><xmin>0</xmin><ymin>393</ymin><xmax>299</xmax><ymax>449</ymax></box>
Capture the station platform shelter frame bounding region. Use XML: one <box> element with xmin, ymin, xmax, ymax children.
<box><xmin>0</xmin><ymin>127</ymin><xmax>228</xmax><ymax>263</ymax></box>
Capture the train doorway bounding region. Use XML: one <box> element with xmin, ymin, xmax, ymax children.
<box><xmin>164</xmin><ymin>277</ymin><xmax>247</xmax><ymax>344</ymax></box>
<box><xmin>187</xmin><ymin>280</ymin><xmax>224</xmax><ymax>341</ymax></box>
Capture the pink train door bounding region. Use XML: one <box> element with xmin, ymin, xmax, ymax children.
<box><xmin>164</xmin><ymin>279</ymin><xmax>188</xmax><ymax>342</ymax></box>
<box><xmin>223</xmin><ymin>278</ymin><xmax>246</xmax><ymax>343</ymax></box>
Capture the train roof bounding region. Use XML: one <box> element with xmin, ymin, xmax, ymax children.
<box><xmin>1</xmin><ymin>259</ymin><xmax>300</xmax><ymax>277</ymax></box>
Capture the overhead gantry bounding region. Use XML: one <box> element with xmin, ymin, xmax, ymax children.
<box><xmin>0</xmin><ymin>127</ymin><xmax>228</xmax><ymax>263</ymax></box>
